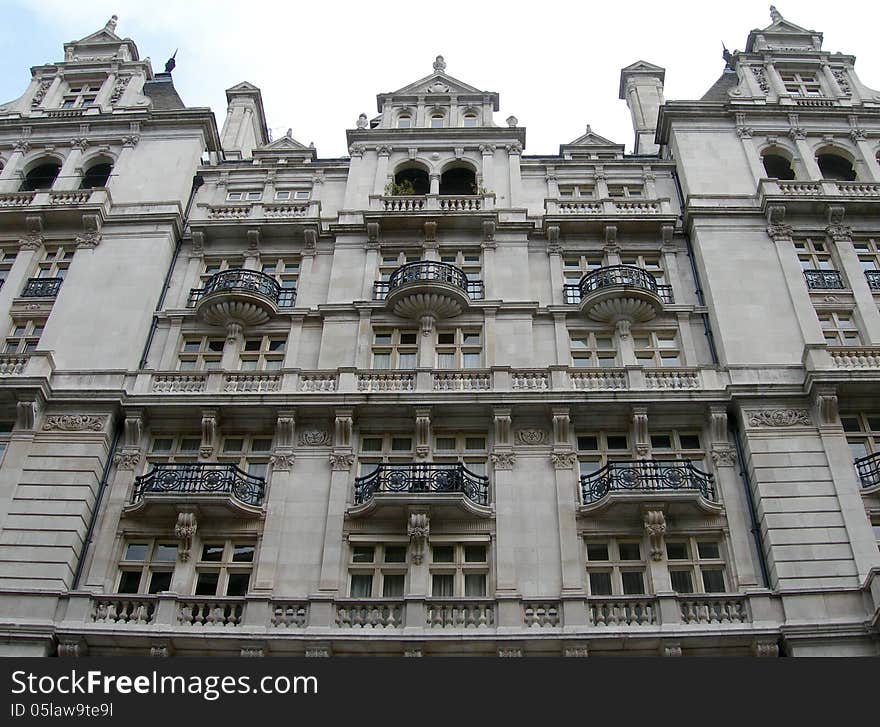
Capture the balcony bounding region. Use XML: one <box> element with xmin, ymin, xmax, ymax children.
<box><xmin>0</xmin><ymin>188</ymin><xmax>113</xmax><ymax>227</ymax></box>
<box><xmin>188</xmin><ymin>269</ymin><xmax>294</xmax><ymax>328</ymax></box>
<box><xmin>362</xmin><ymin>193</ymin><xmax>496</xmax><ymax>232</ymax></box>
<box><xmin>865</xmin><ymin>270</ymin><xmax>880</xmax><ymax>292</ymax></box>
<box><xmin>803</xmin><ymin>269</ymin><xmax>845</xmax><ymax>291</ymax></box>
<box><xmin>349</xmin><ymin>462</ymin><xmax>491</xmax><ymax>519</ymax></box>
<box><xmin>564</xmin><ymin>265</ymin><xmax>671</xmax><ymax>324</ymax></box>
<box><xmin>125</xmin><ymin>462</ymin><xmax>266</xmax><ymax>518</ymax></box>
<box><xmin>375</xmin><ymin>261</ymin><xmax>483</xmax><ymax>330</ymax></box>
<box><xmin>578</xmin><ymin>459</ymin><xmax>720</xmax><ymax>516</ymax></box>
<box><xmin>21</xmin><ymin>277</ymin><xmax>62</xmax><ymax>298</ymax></box>
<box><xmin>758</xmin><ymin>178</ymin><xmax>880</xmax><ymax>216</ymax></box>
<box><xmin>855</xmin><ymin>451</ymin><xmax>880</xmax><ymax>491</ymax></box>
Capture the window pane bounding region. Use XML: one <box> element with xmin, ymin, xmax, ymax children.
<box><xmin>432</xmin><ymin>574</ymin><xmax>455</xmax><ymax>597</ymax></box>
<box><xmin>180</xmin><ymin>438</ymin><xmax>201</xmax><ymax>453</ymax></box>
<box><xmin>465</xmin><ymin>437</ymin><xmax>486</xmax><ymax>450</ymax></box>
<box><xmin>232</xmin><ymin>544</ymin><xmax>255</xmax><ymax>562</ymax></box>
<box><xmin>618</xmin><ymin>542</ymin><xmax>641</xmax><ymax>561</ymax></box>
<box><xmin>352</xmin><ymin>546</ymin><xmax>375</xmax><ymax>563</ymax></box>
<box><xmin>117</xmin><ymin>571</ymin><xmax>141</xmax><ymax>593</ymax></box>
<box><xmin>650</xmin><ymin>435</ymin><xmax>672</xmax><ymax>449</ymax></box>
<box><xmin>147</xmin><ymin>571</ymin><xmax>173</xmax><ymax>594</ymax></box>
<box><xmin>225</xmin><ymin>572</ymin><xmax>250</xmax><ymax>596</ymax></box>
<box><xmin>391</xmin><ymin>437</ymin><xmax>412</xmax><ymax>451</ymax></box>
<box><xmin>702</xmin><ymin>569</ymin><xmax>726</xmax><ymax>593</ymax></box>
<box><xmin>464</xmin><ymin>573</ymin><xmax>486</xmax><ymax>597</ymax></box>
<box><xmin>607</xmin><ymin>436</ymin><xmax>628</xmax><ymax>450</ymax></box>
<box><xmin>670</xmin><ymin>570</ymin><xmax>694</xmax><ymax>594</ymax></box>
<box><xmin>373</xmin><ymin>353</ymin><xmax>391</xmax><ymax>369</ymax></box>
<box><xmin>463</xmin><ymin>353</ymin><xmax>481</xmax><ymax>369</ymax></box>
<box><xmin>398</xmin><ymin>352</ymin><xmax>416</xmax><ymax>368</ymax></box>
<box><xmin>151</xmin><ymin>439</ymin><xmax>173</xmax><ymax>454</ymax></box>
<box><xmin>124</xmin><ymin>543</ymin><xmax>148</xmax><ymax>561</ymax></box>
<box><xmin>350</xmin><ymin>574</ymin><xmax>373</xmax><ymax>598</ymax></box>
<box><xmin>589</xmin><ymin>571</ymin><xmax>612</xmax><ymax>595</ymax></box>
<box><xmin>382</xmin><ymin>574</ymin><xmax>405</xmax><ymax>597</ymax></box>
<box><xmin>432</xmin><ymin>546</ymin><xmax>454</xmax><ymax>563</ymax></box>
<box><xmin>587</xmin><ymin>543</ymin><xmax>609</xmax><ymax>561</ymax></box>
<box><xmin>195</xmin><ymin>571</ymin><xmax>220</xmax><ymax>595</ymax></box>
<box><xmin>577</xmin><ymin>436</ymin><xmax>598</xmax><ymax>451</ymax></box>
<box><xmin>361</xmin><ymin>438</ymin><xmax>382</xmax><ymax>452</ymax></box>
<box><xmin>464</xmin><ymin>545</ymin><xmax>487</xmax><ymax>563</ymax></box>
<box><xmin>666</xmin><ymin>542</ymin><xmax>690</xmax><ymax>560</ymax></box>
<box><xmin>697</xmin><ymin>542</ymin><xmax>720</xmax><ymax>559</ymax></box>
<box><xmin>223</xmin><ymin>438</ymin><xmax>244</xmax><ymax>453</ymax></box>
<box><xmin>680</xmin><ymin>435</ymin><xmax>701</xmax><ymax>449</ymax></box>
<box><xmin>153</xmin><ymin>544</ymin><xmax>178</xmax><ymax>562</ymax></box>
<box><xmin>252</xmin><ymin>438</ymin><xmax>273</xmax><ymax>453</ymax></box>
<box><xmin>384</xmin><ymin>546</ymin><xmax>407</xmax><ymax>563</ymax></box>
<box><xmin>201</xmin><ymin>544</ymin><xmax>225</xmax><ymax>562</ymax></box>
<box><xmin>399</xmin><ymin>333</ymin><xmax>418</xmax><ymax>345</ymax></box>
<box><xmin>621</xmin><ymin>571</ymin><xmax>645</xmax><ymax>595</ymax></box>
<box><xmin>436</xmin><ymin>437</ymin><xmax>456</xmax><ymax>451</ymax></box>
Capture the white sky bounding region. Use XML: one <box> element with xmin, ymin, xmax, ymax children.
<box><xmin>8</xmin><ymin>0</ymin><xmax>880</xmax><ymax>157</ymax></box>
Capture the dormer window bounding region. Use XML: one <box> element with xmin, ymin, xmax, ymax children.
<box><xmin>397</xmin><ymin>114</ymin><xmax>412</xmax><ymax>129</ymax></box>
<box><xmin>462</xmin><ymin>113</ymin><xmax>478</xmax><ymax>128</ymax></box>
<box><xmin>61</xmin><ymin>83</ymin><xmax>101</xmax><ymax>109</ymax></box>
<box><xmin>779</xmin><ymin>72</ymin><xmax>823</xmax><ymax>97</ymax></box>
<box><xmin>430</xmin><ymin>114</ymin><xmax>445</xmax><ymax>129</ymax></box>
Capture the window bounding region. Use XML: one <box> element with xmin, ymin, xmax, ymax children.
<box><xmin>347</xmin><ymin>543</ymin><xmax>408</xmax><ymax>598</ymax></box>
<box><xmin>378</xmin><ymin>250</ymin><xmax>421</xmax><ymax>282</ymax></box>
<box><xmin>194</xmin><ymin>540</ymin><xmax>255</xmax><ymax>597</ymax></box>
<box><xmin>793</xmin><ymin>238</ymin><xmax>833</xmax><ymax>270</ymax></box>
<box><xmin>585</xmin><ymin>539</ymin><xmax>648</xmax><ymax>595</ymax></box>
<box><xmin>147</xmin><ymin>435</ymin><xmax>201</xmax><ymax>465</ymax></box>
<box><xmin>274</xmin><ymin>190</ymin><xmax>310</xmax><ymax>201</ymax></box>
<box><xmin>435</xmin><ymin>328</ymin><xmax>482</xmax><ymax>369</ymax></box>
<box><xmin>462</xmin><ymin>112</ymin><xmax>478</xmax><ymax>127</ymax></box>
<box><xmin>817</xmin><ymin>154</ymin><xmax>856</xmax><ymax>182</ymax></box>
<box><xmin>433</xmin><ymin>433</ymin><xmax>488</xmax><ymax>477</ymax></box>
<box><xmin>116</xmin><ymin>540</ymin><xmax>177</xmax><ymax>594</ymax></box>
<box><xmin>429</xmin><ymin>114</ymin><xmax>444</xmax><ymax>129</ymax></box>
<box><xmin>397</xmin><ymin>114</ymin><xmax>412</xmax><ymax>129</ymax></box>
<box><xmin>634</xmin><ymin>331</ymin><xmax>681</xmax><ymax>367</ymax></box>
<box><xmin>620</xmin><ymin>254</ymin><xmax>667</xmax><ymax>286</ymax></box>
<box><xmin>36</xmin><ymin>246</ymin><xmax>73</xmax><ymax>280</ymax></box>
<box><xmin>841</xmin><ymin>413</ymin><xmax>880</xmax><ymax>461</ymax></box>
<box><xmin>218</xmin><ymin>435</ymin><xmax>274</xmax><ymax>481</ymax></box>
<box><xmin>430</xmin><ymin>542</ymin><xmax>489</xmax><ymax>597</ymax></box>
<box><xmin>666</xmin><ymin>538</ymin><xmax>727</xmax><ymax>594</ymax></box>
<box><xmin>649</xmin><ymin>430</ymin><xmax>706</xmax><ymax>470</ymax></box>
<box><xmin>20</xmin><ymin>162</ymin><xmax>61</xmax><ymax>192</ymax></box>
<box><xmin>557</xmin><ymin>184</ymin><xmax>595</xmax><ymax>199</ymax></box>
<box><xmin>5</xmin><ymin>319</ymin><xmax>44</xmax><ymax>354</ymax></box>
<box><xmin>569</xmin><ymin>330</ymin><xmax>617</xmax><ymax>368</ymax></box>
<box><xmin>607</xmin><ymin>184</ymin><xmax>644</xmax><ymax>198</ymax></box>
<box><xmin>60</xmin><ymin>83</ymin><xmax>101</xmax><ymax>108</ymax></box>
<box><xmin>225</xmin><ymin>191</ymin><xmax>262</xmax><ymax>202</ymax></box>
<box><xmin>762</xmin><ymin>152</ymin><xmax>795</xmax><ymax>180</ymax></box>
<box><xmin>817</xmin><ymin>310</ymin><xmax>861</xmax><ymax>346</ymax></box>
<box><xmin>439</xmin><ymin>249</ymin><xmax>482</xmax><ymax>281</ymax></box>
<box><xmin>261</xmin><ymin>257</ymin><xmax>299</xmax><ymax>305</ymax></box>
<box><xmin>779</xmin><ymin>71</ymin><xmax>823</xmax><ymax>97</ymax></box>
<box><xmin>200</xmin><ymin>258</ymin><xmax>243</xmax><ymax>285</ymax></box>
<box><xmin>371</xmin><ymin>328</ymin><xmax>418</xmax><ymax>369</ymax></box>
<box><xmin>563</xmin><ymin>254</ymin><xmax>604</xmax><ymax>287</ymax></box>
<box><xmin>357</xmin><ymin>434</ymin><xmax>413</xmax><ymax>477</ymax></box>
<box><xmin>0</xmin><ymin>248</ymin><xmax>16</xmax><ymax>289</ymax></box>
<box><xmin>577</xmin><ymin>432</ymin><xmax>633</xmax><ymax>476</ymax></box>
<box><xmin>178</xmin><ymin>336</ymin><xmax>225</xmax><ymax>370</ymax></box>
<box><xmin>854</xmin><ymin>238</ymin><xmax>880</xmax><ymax>273</ymax></box>
<box><xmin>239</xmin><ymin>335</ymin><xmax>286</xmax><ymax>370</ymax></box>
<box><xmin>80</xmin><ymin>162</ymin><xmax>112</xmax><ymax>189</ymax></box>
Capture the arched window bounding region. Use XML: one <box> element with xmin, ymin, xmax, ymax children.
<box><xmin>462</xmin><ymin>113</ymin><xmax>478</xmax><ymax>128</ymax></box>
<box><xmin>20</xmin><ymin>162</ymin><xmax>61</xmax><ymax>192</ymax></box>
<box><xmin>397</xmin><ymin>114</ymin><xmax>412</xmax><ymax>129</ymax></box>
<box><xmin>762</xmin><ymin>153</ymin><xmax>795</xmax><ymax>180</ymax></box>
<box><xmin>817</xmin><ymin>153</ymin><xmax>856</xmax><ymax>181</ymax></box>
<box><xmin>430</xmin><ymin>114</ymin><xmax>444</xmax><ymax>129</ymax></box>
<box><xmin>392</xmin><ymin>167</ymin><xmax>429</xmax><ymax>195</ymax></box>
<box><xmin>439</xmin><ymin>166</ymin><xmax>477</xmax><ymax>195</ymax></box>
<box><xmin>80</xmin><ymin>162</ymin><xmax>112</xmax><ymax>189</ymax></box>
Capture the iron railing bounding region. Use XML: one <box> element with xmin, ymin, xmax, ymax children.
<box><xmin>353</xmin><ymin>462</ymin><xmax>489</xmax><ymax>506</ymax></box>
<box><xmin>563</xmin><ymin>265</ymin><xmax>673</xmax><ymax>305</ymax></box>
<box><xmin>373</xmin><ymin>261</ymin><xmax>484</xmax><ymax>301</ymax></box>
<box><xmin>855</xmin><ymin>451</ymin><xmax>880</xmax><ymax>489</ymax></box>
<box><xmin>21</xmin><ymin>277</ymin><xmax>63</xmax><ymax>298</ymax></box>
<box><xmin>865</xmin><ymin>270</ymin><xmax>880</xmax><ymax>292</ymax></box>
<box><xmin>188</xmin><ymin>269</ymin><xmax>295</xmax><ymax>308</ymax></box>
<box><xmin>580</xmin><ymin>459</ymin><xmax>715</xmax><ymax>504</ymax></box>
<box><xmin>803</xmin><ymin>269</ymin><xmax>845</xmax><ymax>290</ymax></box>
<box><xmin>133</xmin><ymin>463</ymin><xmax>266</xmax><ymax>507</ymax></box>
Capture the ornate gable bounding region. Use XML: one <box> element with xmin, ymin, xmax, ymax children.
<box><xmin>63</xmin><ymin>16</ymin><xmax>140</xmax><ymax>63</ymax></box>
<box><xmin>559</xmin><ymin>125</ymin><xmax>624</xmax><ymax>159</ymax></box>
<box><xmin>745</xmin><ymin>6</ymin><xmax>823</xmax><ymax>52</ymax></box>
<box><xmin>252</xmin><ymin>131</ymin><xmax>316</xmax><ymax>163</ymax></box>
<box><xmin>377</xmin><ymin>56</ymin><xmax>499</xmax><ymax>111</ymax></box>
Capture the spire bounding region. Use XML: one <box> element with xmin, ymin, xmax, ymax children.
<box><xmin>433</xmin><ymin>55</ymin><xmax>446</xmax><ymax>73</ymax></box>
<box><xmin>164</xmin><ymin>50</ymin><xmax>177</xmax><ymax>74</ymax></box>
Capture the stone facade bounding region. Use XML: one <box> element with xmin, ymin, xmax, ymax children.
<box><xmin>0</xmin><ymin>10</ymin><xmax>878</xmax><ymax>657</ymax></box>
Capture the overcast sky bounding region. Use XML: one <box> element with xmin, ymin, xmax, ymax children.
<box><xmin>1</xmin><ymin>0</ymin><xmax>878</xmax><ymax>157</ymax></box>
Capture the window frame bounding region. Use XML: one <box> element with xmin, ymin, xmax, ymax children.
<box><xmin>584</xmin><ymin>538</ymin><xmax>649</xmax><ymax>596</ymax></box>
<box><xmin>666</xmin><ymin>536</ymin><xmax>728</xmax><ymax>594</ymax></box>
<box><xmin>435</xmin><ymin>327</ymin><xmax>483</xmax><ymax>369</ymax></box>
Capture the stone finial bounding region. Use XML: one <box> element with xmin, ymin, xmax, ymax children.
<box><xmin>433</xmin><ymin>55</ymin><xmax>446</xmax><ymax>72</ymax></box>
<box><xmin>585</xmin><ymin>124</ymin><xmax>592</xmax><ymax>134</ymax></box>
<box><xmin>506</xmin><ymin>115</ymin><xmax>518</xmax><ymax>128</ymax></box>
<box><xmin>285</xmin><ymin>128</ymin><xmax>292</xmax><ymax>138</ymax></box>
<box><xmin>769</xmin><ymin>5</ymin><xmax>783</xmax><ymax>23</ymax></box>
<box><xmin>105</xmin><ymin>15</ymin><xmax>118</xmax><ymax>33</ymax></box>
<box><xmin>356</xmin><ymin>113</ymin><xmax>368</xmax><ymax>129</ymax></box>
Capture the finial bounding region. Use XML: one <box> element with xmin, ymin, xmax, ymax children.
<box><xmin>722</xmin><ymin>43</ymin><xmax>733</xmax><ymax>70</ymax></box>
<box><xmin>285</xmin><ymin>128</ymin><xmax>292</xmax><ymax>138</ymax></box>
<box><xmin>164</xmin><ymin>49</ymin><xmax>177</xmax><ymax>74</ymax></box>
<box><xmin>105</xmin><ymin>15</ymin><xmax>118</xmax><ymax>33</ymax></box>
<box><xmin>769</xmin><ymin>5</ymin><xmax>783</xmax><ymax>23</ymax></box>
<box><xmin>309</xmin><ymin>142</ymin><xmax>315</xmax><ymax>149</ymax></box>
<box><xmin>356</xmin><ymin>113</ymin><xmax>368</xmax><ymax>129</ymax></box>
<box><xmin>433</xmin><ymin>55</ymin><xmax>446</xmax><ymax>72</ymax></box>
<box><xmin>585</xmin><ymin>124</ymin><xmax>592</xmax><ymax>134</ymax></box>
<box><xmin>506</xmin><ymin>115</ymin><xmax>518</xmax><ymax>128</ymax></box>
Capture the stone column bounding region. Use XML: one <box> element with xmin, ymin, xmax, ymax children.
<box><xmin>373</xmin><ymin>146</ymin><xmax>391</xmax><ymax>196</ymax></box>
<box><xmin>428</xmin><ymin>173</ymin><xmax>440</xmax><ymax>196</ymax></box>
<box><xmin>317</xmin><ymin>410</ymin><xmax>354</xmax><ymax>593</ymax></box>
<box><xmin>547</xmin><ymin>225</ymin><xmax>564</xmax><ymax>306</ymax></box>
<box><xmin>506</xmin><ymin>142</ymin><xmax>522</xmax><ymax>207</ymax></box>
<box><xmin>343</xmin><ymin>144</ymin><xmax>365</xmax><ymax>209</ymax></box>
<box><xmin>552</xmin><ymin>311</ymin><xmax>571</xmax><ymax>367</ymax></box>
<box><xmin>480</xmin><ymin>145</ymin><xmax>496</xmax><ymax>193</ymax></box>
<box><xmin>676</xmin><ymin>312</ymin><xmax>697</xmax><ymax>366</ymax></box>
<box><xmin>483</xmin><ymin>308</ymin><xmax>496</xmax><ymax>367</ymax></box>
<box><xmin>491</xmin><ymin>408</ymin><xmax>516</xmax><ymax>593</ymax></box>
<box><xmin>158</xmin><ymin>316</ymin><xmax>184</xmax><ymax>370</ymax></box>
<box><xmin>0</xmin><ymin>140</ymin><xmax>31</xmax><ymax>192</ymax></box>
<box><xmin>790</xmin><ymin>130</ymin><xmax>821</xmax><ymax>179</ymax></box>
<box><xmin>849</xmin><ymin>128</ymin><xmax>880</xmax><ymax>182</ymax></box>
<box><xmin>55</xmin><ymin>138</ymin><xmax>88</xmax><ymax>191</ymax></box>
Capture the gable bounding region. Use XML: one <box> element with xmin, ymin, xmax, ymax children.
<box><xmin>567</xmin><ymin>125</ymin><xmax>619</xmax><ymax>147</ymax></box>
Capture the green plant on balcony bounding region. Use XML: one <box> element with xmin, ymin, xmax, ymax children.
<box><xmin>385</xmin><ymin>179</ymin><xmax>416</xmax><ymax>196</ymax></box>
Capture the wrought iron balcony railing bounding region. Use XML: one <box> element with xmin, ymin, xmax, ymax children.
<box><xmin>563</xmin><ymin>265</ymin><xmax>673</xmax><ymax>305</ymax></box>
<box><xmin>187</xmin><ymin>269</ymin><xmax>295</xmax><ymax>308</ymax></box>
<box><xmin>353</xmin><ymin>462</ymin><xmax>489</xmax><ymax>506</ymax></box>
<box><xmin>133</xmin><ymin>462</ymin><xmax>266</xmax><ymax>507</ymax></box>
<box><xmin>373</xmin><ymin>261</ymin><xmax>484</xmax><ymax>301</ymax></box>
<box><xmin>855</xmin><ymin>451</ymin><xmax>880</xmax><ymax>489</ymax></box>
<box><xmin>803</xmin><ymin>269</ymin><xmax>845</xmax><ymax>290</ymax></box>
<box><xmin>580</xmin><ymin>459</ymin><xmax>715</xmax><ymax>504</ymax></box>
<box><xmin>865</xmin><ymin>270</ymin><xmax>880</xmax><ymax>292</ymax></box>
<box><xmin>21</xmin><ymin>277</ymin><xmax>63</xmax><ymax>298</ymax></box>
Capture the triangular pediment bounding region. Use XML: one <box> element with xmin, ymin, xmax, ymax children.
<box><xmin>74</xmin><ymin>28</ymin><xmax>121</xmax><ymax>45</ymax></box>
<box><xmin>391</xmin><ymin>71</ymin><xmax>484</xmax><ymax>97</ymax></box>
<box><xmin>746</xmin><ymin>8</ymin><xmax>822</xmax><ymax>52</ymax></box>
<box><xmin>620</xmin><ymin>60</ymin><xmax>665</xmax><ymax>74</ymax></box>
<box><xmin>227</xmin><ymin>81</ymin><xmax>261</xmax><ymax>94</ymax></box>
<box><xmin>260</xmin><ymin>134</ymin><xmax>310</xmax><ymax>152</ymax></box>
<box><xmin>567</xmin><ymin>126</ymin><xmax>619</xmax><ymax>147</ymax></box>
<box><xmin>253</xmin><ymin>131</ymin><xmax>316</xmax><ymax>161</ymax></box>
<box><xmin>63</xmin><ymin>18</ymin><xmax>139</xmax><ymax>62</ymax></box>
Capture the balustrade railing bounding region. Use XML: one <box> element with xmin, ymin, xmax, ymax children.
<box><xmin>188</xmin><ymin>269</ymin><xmax>295</xmax><ymax>308</ymax></box>
<box><xmin>803</xmin><ymin>269</ymin><xmax>845</xmax><ymax>290</ymax></box>
<box><xmin>353</xmin><ymin>462</ymin><xmax>489</xmax><ymax>506</ymax></box>
<box><xmin>580</xmin><ymin>459</ymin><xmax>715</xmax><ymax>504</ymax></box>
<box><xmin>855</xmin><ymin>451</ymin><xmax>880</xmax><ymax>489</ymax></box>
<box><xmin>865</xmin><ymin>270</ymin><xmax>880</xmax><ymax>291</ymax></box>
<box><xmin>588</xmin><ymin>597</ymin><xmax>657</xmax><ymax>626</ymax></box>
<box><xmin>133</xmin><ymin>463</ymin><xmax>266</xmax><ymax>507</ymax></box>
<box><xmin>21</xmin><ymin>277</ymin><xmax>62</xmax><ymax>298</ymax></box>
<box><xmin>564</xmin><ymin>265</ymin><xmax>673</xmax><ymax>305</ymax></box>
<box><xmin>335</xmin><ymin>601</ymin><xmax>403</xmax><ymax>629</ymax></box>
<box><xmin>373</xmin><ymin>261</ymin><xmax>484</xmax><ymax>301</ymax></box>
<box><xmin>426</xmin><ymin>600</ymin><xmax>494</xmax><ymax>628</ymax></box>
<box><xmin>679</xmin><ymin>596</ymin><xmax>749</xmax><ymax>624</ymax></box>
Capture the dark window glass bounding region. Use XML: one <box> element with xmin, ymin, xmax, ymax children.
<box><xmin>589</xmin><ymin>572</ymin><xmax>612</xmax><ymax>595</ymax></box>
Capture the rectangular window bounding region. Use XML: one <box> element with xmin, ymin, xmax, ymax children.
<box><xmin>841</xmin><ymin>413</ymin><xmax>880</xmax><ymax>462</ymax></box>
<box><xmin>779</xmin><ymin>71</ymin><xmax>823</xmax><ymax>97</ymax></box>
<box><xmin>347</xmin><ymin>542</ymin><xmax>408</xmax><ymax>598</ymax></box>
<box><xmin>274</xmin><ymin>190</ymin><xmax>311</xmax><ymax>201</ymax></box>
<box><xmin>5</xmin><ymin>319</ymin><xmax>44</xmax><ymax>354</ymax></box>
<box><xmin>793</xmin><ymin>238</ymin><xmax>834</xmax><ymax>271</ymax></box>
<box><xmin>0</xmin><ymin>248</ymin><xmax>17</xmax><ymax>289</ymax></box>
<box><xmin>378</xmin><ymin>250</ymin><xmax>422</xmax><ymax>282</ymax></box>
<box><xmin>557</xmin><ymin>184</ymin><xmax>594</xmax><ymax>199</ymax></box>
<box><xmin>607</xmin><ymin>184</ymin><xmax>644</xmax><ymax>198</ymax></box>
<box><xmin>439</xmin><ymin>249</ymin><xmax>482</xmax><ymax>283</ymax></box>
<box><xmin>239</xmin><ymin>335</ymin><xmax>287</xmax><ymax>371</ymax></box>
<box><xmin>116</xmin><ymin>540</ymin><xmax>178</xmax><ymax>594</ymax></box>
<box><xmin>634</xmin><ymin>331</ymin><xmax>681</xmax><ymax>367</ymax></box>
<box><xmin>36</xmin><ymin>245</ymin><xmax>73</xmax><ymax>280</ymax></box>
<box><xmin>585</xmin><ymin>538</ymin><xmax>648</xmax><ymax>596</ymax></box>
<box><xmin>429</xmin><ymin>542</ymin><xmax>489</xmax><ymax>598</ymax></box>
<box><xmin>371</xmin><ymin>328</ymin><xmax>418</xmax><ymax>369</ymax></box>
<box><xmin>432</xmin><ymin>433</ymin><xmax>487</xmax><ymax>475</ymax></box>
<box><xmin>357</xmin><ymin>433</ymin><xmax>414</xmax><ymax>476</ymax></box>
<box><xmin>261</xmin><ymin>257</ymin><xmax>299</xmax><ymax>304</ymax></box>
<box><xmin>194</xmin><ymin>540</ymin><xmax>255</xmax><ymax>596</ymax></box>
<box><xmin>225</xmin><ymin>191</ymin><xmax>262</xmax><ymax>202</ymax></box>
<box><xmin>649</xmin><ymin>430</ymin><xmax>707</xmax><ymax>470</ymax></box>
<box><xmin>569</xmin><ymin>330</ymin><xmax>617</xmax><ymax>368</ymax></box>
<box><xmin>435</xmin><ymin>328</ymin><xmax>482</xmax><ymax>369</ymax></box>
<box><xmin>199</xmin><ymin>258</ymin><xmax>243</xmax><ymax>285</ymax></box>
<box><xmin>817</xmin><ymin>310</ymin><xmax>861</xmax><ymax>346</ymax></box>
<box><xmin>217</xmin><ymin>434</ymin><xmax>273</xmax><ymax>480</ymax></box>
<box><xmin>178</xmin><ymin>336</ymin><xmax>224</xmax><ymax>370</ymax></box>
<box><xmin>577</xmin><ymin>431</ymin><xmax>632</xmax><ymax>476</ymax></box>
<box><xmin>666</xmin><ymin>537</ymin><xmax>727</xmax><ymax>594</ymax></box>
<box><xmin>60</xmin><ymin>82</ymin><xmax>101</xmax><ymax>109</ymax></box>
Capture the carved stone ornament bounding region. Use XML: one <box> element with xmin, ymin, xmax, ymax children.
<box><xmin>348</xmin><ymin>143</ymin><xmax>365</xmax><ymax>157</ymax></box>
<box><xmin>270</xmin><ymin>452</ymin><xmax>295</xmax><ymax>471</ymax></box>
<box><xmin>13</xmin><ymin>138</ymin><xmax>31</xmax><ymax>153</ymax></box>
<box><xmin>199</xmin><ymin>446</ymin><xmax>214</xmax><ymax>459</ymax></box>
<box><xmin>849</xmin><ymin>128</ymin><xmax>867</xmax><ymax>143</ymax></box>
<box><xmin>241</xmin><ymin>647</ymin><xmax>265</xmax><ymax>658</ymax></box>
<box><xmin>113</xmin><ymin>449</ymin><xmax>142</xmax><ymax>470</ymax></box>
<box><xmin>516</xmin><ymin>429</ymin><xmax>547</xmax><ymax>446</ymax></box>
<box><xmin>747</xmin><ymin>409</ymin><xmax>811</xmax><ymax>427</ymax></box>
<box><xmin>490</xmin><ymin>450</ymin><xmax>517</xmax><ymax>470</ymax></box>
<box><xmin>563</xmin><ymin>647</ymin><xmax>589</xmax><ymax>657</ymax></box>
<box><xmin>710</xmin><ymin>446</ymin><xmax>737</xmax><ymax>467</ymax></box>
<box><xmin>150</xmin><ymin>645</ymin><xmax>171</xmax><ymax>658</ymax></box>
<box><xmin>825</xmin><ymin>224</ymin><xmax>851</xmax><ymax>241</ymax></box>
<box><xmin>298</xmin><ymin>429</ymin><xmax>331</xmax><ymax>446</ymax></box>
<box><xmin>832</xmin><ymin>69</ymin><xmax>852</xmax><ymax>96</ymax></box>
<box><xmin>550</xmin><ymin>450</ymin><xmax>578</xmax><ymax>470</ymax></box>
<box><xmin>752</xmin><ymin>639</ymin><xmax>780</xmax><ymax>657</ymax></box>
<box><xmin>643</xmin><ymin>509</ymin><xmax>667</xmax><ymax>561</ymax></box>
<box><xmin>408</xmin><ymin>512</ymin><xmax>429</xmax><ymax>565</ymax></box>
<box><xmin>788</xmin><ymin>127</ymin><xmax>807</xmax><ymax>141</ymax></box>
<box><xmin>506</xmin><ymin>141</ymin><xmax>523</xmax><ymax>155</ymax></box>
<box><xmin>174</xmin><ymin>511</ymin><xmax>197</xmax><ymax>562</ymax></box>
<box><xmin>305</xmin><ymin>646</ymin><xmax>331</xmax><ymax>657</ymax></box>
<box><xmin>766</xmin><ymin>224</ymin><xmax>793</xmax><ymax>240</ymax></box>
<box><xmin>31</xmin><ymin>78</ymin><xmax>52</xmax><ymax>108</ymax></box>
<box><xmin>110</xmin><ymin>75</ymin><xmax>131</xmax><ymax>105</ymax></box>
<box><xmin>121</xmin><ymin>134</ymin><xmax>140</xmax><ymax>147</ymax></box>
<box><xmin>56</xmin><ymin>639</ymin><xmax>87</xmax><ymax>658</ymax></box>
<box><xmin>329</xmin><ymin>452</ymin><xmax>355</xmax><ymax>471</ymax></box>
<box><xmin>661</xmin><ymin>643</ymin><xmax>683</xmax><ymax>657</ymax></box>
<box><xmin>751</xmin><ymin>66</ymin><xmax>769</xmax><ymax>94</ymax></box>
<box><xmin>43</xmin><ymin>415</ymin><xmax>107</xmax><ymax>432</ymax></box>
<box><xmin>404</xmin><ymin>648</ymin><xmax>423</xmax><ymax>657</ymax></box>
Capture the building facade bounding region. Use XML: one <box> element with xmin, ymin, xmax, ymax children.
<box><xmin>0</xmin><ymin>9</ymin><xmax>878</xmax><ymax>657</ymax></box>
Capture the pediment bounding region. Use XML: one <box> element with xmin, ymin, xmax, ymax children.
<box><xmin>260</xmin><ymin>134</ymin><xmax>310</xmax><ymax>152</ymax></box>
<box><xmin>567</xmin><ymin>125</ymin><xmax>619</xmax><ymax>147</ymax></box>
<box><xmin>253</xmin><ymin>131</ymin><xmax>316</xmax><ymax>161</ymax></box>
<box><xmin>227</xmin><ymin>81</ymin><xmax>261</xmax><ymax>94</ymax></box>
<box><xmin>620</xmin><ymin>60</ymin><xmax>665</xmax><ymax>74</ymax></box>
<box><xmin>391</xmin><ymin>71</ymin><xmax>484</xmax><ymax>97</ymax></box>
<box><xmin>74</xmin><ymin>28</ymin><xmax>122</xmax><ymax>45</ymax></box>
